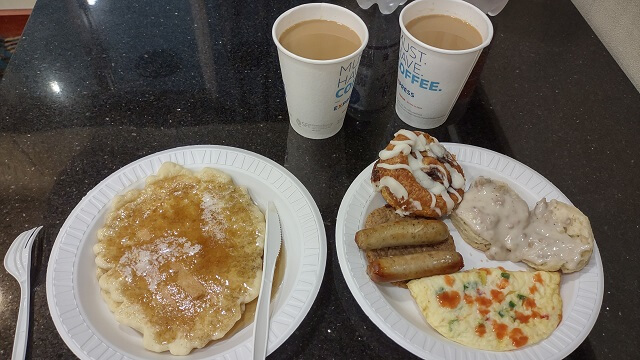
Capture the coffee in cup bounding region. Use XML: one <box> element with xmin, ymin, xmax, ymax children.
<box><xmin>279</xmin><ymin>19</ymin><xmax>361</xmax><ymax>61</ymax></box>
<box><xmin>405</xmin><ymin>14</ymin><xmax>482</xmax><ymax>51</ymax></box>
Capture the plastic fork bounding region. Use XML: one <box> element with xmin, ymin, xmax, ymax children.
<box><xmin>4</xmin><ymin>226</ymin><xmax>43</xmax><ymax>360</ymax></box>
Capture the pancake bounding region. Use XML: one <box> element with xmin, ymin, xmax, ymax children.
<box><xmin>407</xmin><ymin>268</ymin><xmax>562</xmax><ymax>351</ymax></box>
<box><xmin>94</xmin><ymin>162</ymin><xmax>265</xmax><ymax>355</ymax></box>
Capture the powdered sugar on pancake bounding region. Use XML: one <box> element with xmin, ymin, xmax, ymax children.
<box><xmin>118</xmin><ymin>237</ymin><xmax>202</xmax><ymax>291</ymax></box>
<box><xmin>201</xmin><ymin>192</ymin><xmax>227</xmax><ymax>240</ymax></box>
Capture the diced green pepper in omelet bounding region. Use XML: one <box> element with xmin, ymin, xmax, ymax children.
<box><xmin>407</xmin><ymin>268</ymin><xmax>562</xmax><ymax>351</ymax></box>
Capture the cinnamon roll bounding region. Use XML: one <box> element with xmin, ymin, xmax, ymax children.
<box><xmin>371</xmin><ymin>130</ymin><xmax>465</xmax><ymax>217</ymax></box>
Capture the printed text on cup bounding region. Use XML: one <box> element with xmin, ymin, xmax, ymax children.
<box><xmin>397</xmin><ymin>33</ymin><xmax>443</xmax><ymax>98</ymax></box>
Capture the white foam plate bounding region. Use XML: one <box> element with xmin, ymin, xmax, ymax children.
<box><xmin>46</xmin><ymin>145</ymin><xmax>327</xmax><ymax>360</ymax></box>
<box><xmin>336</xmin><ymin>143</ymin><xmax>603</xmax><ymax>360</ymax></box>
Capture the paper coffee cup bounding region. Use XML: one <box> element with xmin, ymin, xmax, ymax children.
<box><xmin>272</xmin><ymin>3</ymin><xmax>369</xmax><ymax>139</ymax></box>
<box><xmin>395</xmin><ymin>0</ymin><xmax>493</xmax><ymax>128</ymax></box>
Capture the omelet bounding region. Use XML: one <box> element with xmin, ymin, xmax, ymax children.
<box><xmin>407</xmin><ymin>268</ymin><xmax>562</xmax><ymax>350</ymax></box>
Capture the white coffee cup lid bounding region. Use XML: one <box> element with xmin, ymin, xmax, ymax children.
<box><xmin>357</xmin><ymin>0</ymin><xmax>509</xmax><ymax>16</ymax></box>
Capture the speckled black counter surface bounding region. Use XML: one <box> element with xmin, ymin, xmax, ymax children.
<box><xmin>1</xmin><ymin>0</ymin><xmax>639</xmax><ymax>359</ymax></box>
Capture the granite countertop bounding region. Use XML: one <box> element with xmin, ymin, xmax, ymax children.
<box><xmin>1</xmin><ymin>0</ymin><xmax>639</xmax><ymax>359</ymax></box>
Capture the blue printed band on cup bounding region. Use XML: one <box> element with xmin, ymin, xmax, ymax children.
<box><xmin>334</xmin><ymin>57</ymin><xmax>361</xmax><ymax>111</ymax></box>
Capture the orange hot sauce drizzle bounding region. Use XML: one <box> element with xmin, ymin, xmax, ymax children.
<box><xmin>475</xmin><ymin>323</ymin><xmax>487</xmax><ymax>337</ymax></box>
<box><xmin>464</xmin><ymin>294</ymin><xmax>474</xmax><ymax>304</ymax></box>
<box><xmin>509</xmin><ymin>327</ymin><xmax>529</xmax><ymax>348</ymax></box>
<box><xmin>490</xmin><ymin>289</ymin><xmax>505</xmax><ymax>303</ymax></box>
<box><xmin>533</xmin><ymin>273</ymin><xmax>543</xmax><ymax>283</ymax></box>
<box><xmin>524</xmin><ymin>298</ymin><xmax>537</xmax><ymax>310</ymax></box>
<box><xmin>532</xmin><ymin>310</ymin><xmax>549</xmax><ymax>319</ymax></box>
<box><xmin>444</xmin><ymin>275</ymin><xmax>455</xmax><ymax>287</ymax></box>
<box><xmin>515</xmin><ymin>311</ymin><xmax>531</xmax><ymax>324</ymax></box>
<box><xmin>475</xmin><ymin>295</ymin><xmax>492</xmax><ymax>308</ymax></box>
<box><xmin>492</xmin><ymin>322</ymin><xmax>508</xmax><ymax>340</ymax></box>
<box><xmin>437</xmin><ymin>291</ymin><xmax>461</xmax><ymax>309</ymax></box>
<box><xmin>497</xmin><ymin>278</ymin><xmax>510</xmax><ymax>289</ymax></box>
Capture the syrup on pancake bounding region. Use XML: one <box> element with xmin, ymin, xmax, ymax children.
<box><xmin>94</xmin><ymin>162</ymin><xmax>265</xmax><ymax>355</ymax></box>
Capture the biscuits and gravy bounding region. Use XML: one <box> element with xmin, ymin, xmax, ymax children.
<box><xmin>451</xmin><ymin>177</ymin><xmax>594</xmax><ymax>273</ymax></box>
<box><xmin>94</xmin><ymin>162</ymin><xmax>265</xmax><ymax>355</ymax></box>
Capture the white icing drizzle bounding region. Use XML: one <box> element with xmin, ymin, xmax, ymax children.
<box><xmin>379</xmin><ymin>141</ymin><xmax>412</xmax><ymax>159</ymax></box>
<box><xmin>377</xmin><ymin>163</ymin><xmax>411</xmax><ymax>171</ymax></box>
<box><xmin>378</xmin><ymin>176</ymin><xmax>408</xmax><ymax>201</ymax></box>
<box><xmin>444</xmin><ymin>163</ymin><xmax>465</xmax><ymax>190</ymax></box>
<box><xmin>375</xmin><ymin>130</ymin><xmax>465</xmax><ymax>215</ymax></box>
<box><xmin>428</xmin><ymin>140</ymin><xmax>446</xmax><ymax>158</ymax></box>
<box><xmin>395</xmin><ymin>208</ymin><xmax>412</xmax><ymax>216</ymax></box>
<box><xmin>429</xmin><ymin>188</ymin><xmax>437</xmax><ymax>212</ymax></box>
<box><xmin>449</xmin><ymin>188</ymin><xmax>462</xmax><ymax>203</ymax></box>
<box><xmin>396</xmin><ymin>129</ymin><xmax>419</xmax><ymax>140</ymax></box>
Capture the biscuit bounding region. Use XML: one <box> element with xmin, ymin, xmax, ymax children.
<box><xmin>522</xmin><ymin>200</ymin><xmax>594</xmax><ymax>273</ymax></box>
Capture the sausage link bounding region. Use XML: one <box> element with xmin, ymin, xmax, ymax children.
<box><xmin>367</xmin><ymin>251</ymin><xmax>464</xmax><ymax>283</ymax></box>
<box><xmin>355</xmin><ymin>219</ymin><xmax>449</xmax><ymax>250</ymax></box>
